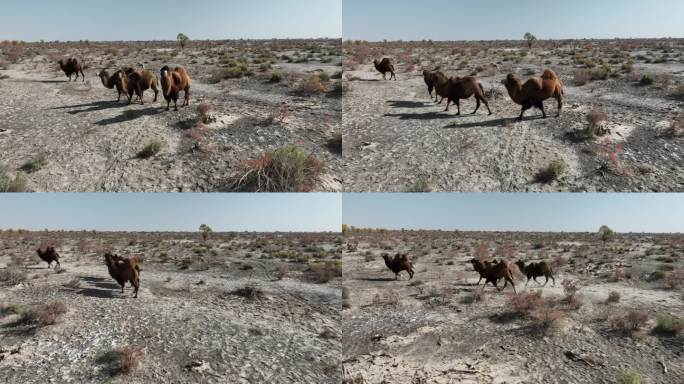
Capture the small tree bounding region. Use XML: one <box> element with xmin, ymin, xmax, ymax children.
<box><xmin>177</xmin><ymin>33</ymin><xmax>189</xmax><ymax>50</ymax></box>
<box><xmin>199</xmin><ymin>224</ymin><xmax>212</xmax><ymax>242</ymax></box>
<box><xmin>524</xmin><ymin>32</ymin><xmax>537</xmax><ymax>49</ymax></box>
<box><xmin>598</xmin><ymin>225</ymin><xmax>614</xmax><ymax>244</ymax></box>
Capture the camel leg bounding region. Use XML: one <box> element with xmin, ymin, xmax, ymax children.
<box><xmin>481</xmin><ymin>96</ymin><xmax>492</xmax><ymax>115</ymax></box>
<box><xmin>508</xmin><ymin>278</ymin><xmax>517</xmax><ymax>294</ymax></box>
<box><xmin>551</xmin><ymin>274</ymin><xmax>556</xmax><ymax>286</ymax></box>
<box><xmin>382</xmin><ymin>73</ymin><xmax>386</xmax><ymax>80</ymax></box>
<box><xmin>437</xmin><ymin>96</ymin><xmax>443</xmax><ymax>104</ymax></box>
<box><xmin>533</xmin><ymin>276</ymin><xmax>541</xmax><ymax>285</ymax></box>
<box><xmin>444</xmin><ymin>98</ymin><xmax>451</xmax><ymax>111</ymax></box>
<box><xmin>556</xmin><ymin>95</ymin><xmax>562</xmax><ymax>117</ymax></box>
<box><xmin>80</xmin><ymin>70</ymin><xmax>85</xmax><ymax>82</ymax></box>
<box><xmin>455</xmin><ymin>99</ymin><xmax>461</xmax><ymax>115</ymax></box>
<box><xmin>476</xmin><ymin>276</ymin><xmax>483</xmax><ymax>285</ymax></box>
<box><xmin>153</xmin><ymin>86</ymin><xmax>159</xmax><ymax>102</ymax></box>
<box><xmin>472</xmin><ymin>97</ymin><xmax>481</xmax><ymax>114</ymax></box>
<box><xmin>536</xmin><ymin>101</ymin><xmax>546</xmax><ymax>118</ymax></box>
<box><xmin>184</xmin><ymin>89</ymin><xmax>190</xmax><ymax>107</ymax></box>
<box><xmin>543</xmin><ymin>275</ymin><xmax>549</xmax><ymax>287</ymax></box>
<box><xmin>173</xmin><ymin>99</ymin><xmax>178</xmax><ymax>112</ymax></box>
<box><xmin>518</xmin><ymin>104</ymin><xmax>531</xmax><ymax>121</ymax></box>
<box><xmin>525</xmin><ymin>278</ymin><xmax>530</xmax><ymax>287</ymax></box>
<box><xmin>392</xmin><ymin>72</ymin><xmax>396</xmax><ymax>81</ymax></box>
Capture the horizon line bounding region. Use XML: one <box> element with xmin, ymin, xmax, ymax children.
<box><xmin>343</xmin><ymin>226</ymin><xmax>683</xmax><ymax>235</ymax></box>
<box><xmin>342</xmin><ymin>36</ymin><xmax>684</xmax><ymax>43</ymax></box>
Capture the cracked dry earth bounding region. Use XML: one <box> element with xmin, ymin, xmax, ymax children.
<box><xmin>343</xmin><ymin>50</ymin><xmax>683</xmax><ymax>192</ymax></box>
<box><xmin>0</xmin><ymin>234</ymin><xmax>342</xmax><ymax>383</ymax></box>
<box><xmin>342</xmin><ymin>232</ymin><xmax>684</xmax><ymax>384</ymax></box>
<box><xmin>0</xmin><ymin>43</ymin><xmax>341</xmax><ymax>192</ymax></box>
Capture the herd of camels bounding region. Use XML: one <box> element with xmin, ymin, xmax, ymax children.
<box><xmin>373</xmin><ymin>57</ymin><xmax>564</xmax><ymax>121</ymax></box>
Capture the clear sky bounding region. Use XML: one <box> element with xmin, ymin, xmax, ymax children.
<box><xmin>0</xmin><ymin>0</ymin><xmax>342</xmax><ymax>41</ymax></box>
<box><xmin>0</xmin><ymin>194</ymin><xmax>341</xmax><ymax>232</ymax></box>
<box><xmin>344</xmin><ymin>193</ymin><xmax>684</xmax><ymax>233</ymax></box>
<box><xmin>344</xmin><ymin>0</ymin><xmax>684</xmax><ymax>41</ymax></box>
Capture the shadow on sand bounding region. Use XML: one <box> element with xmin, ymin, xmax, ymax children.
<box><xmin>384</xmin><ymin>111</ymin><xmax>456</xmax><ymax>120</ymax></box>
<box><xmin>94</xmin><ymin>107</ymin><xmax>161</xmax><ymax>126</ymax></box>
<box><xmin>386</xmin><ymin>100</ymin><xmax>431</xmax><ymax>109</ymax></box>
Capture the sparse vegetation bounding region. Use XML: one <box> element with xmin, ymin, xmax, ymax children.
<box><xmin>20</xmin><ymin>153</ymin><xmax>47</xmax><ymax>173</ymax></box>
<box><xmin>228</xmin><ymin>145</ymin><xmax>324</xmax><ymax>192</ymax></box>
<box><xmin>653</xmin><ymin>313</ymin><xmax>684</xmax><ymax>335</ymax></box>
<box><xmin>137</xmin><ymin>141</ymin><xmax>161</xmax><ymax>159</ymax></box>
<box><xmin>534</xmin><ymin>159</ymin><xmax>566</xmax><ymax>183</ymax></box>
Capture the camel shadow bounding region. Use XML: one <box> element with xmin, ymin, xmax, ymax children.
<box><xmin>78</xmin><ymin>288</ymin><xmax>123</xmax><ymax>299</ymax></box>
<box><xmin>387</xmin><ymin>100</ymin><xmax>430</xmax><ymax>109</ymax></box>
<box><xmin>350</xmin><ymin>78</ymin><xmax>381</xmax><ymax>82</ymax></box>
<box><xmin>358</xmin><ymin>277</ymin><xmax>399</xmax><ymax>282</ymax></box>
<box><xmin>443</xmin><ymin>117</ymin><xmax>511</xmax><ymax>129</ymax></box>
<box><xmin>81</xmin><ymin>276</ymin><xmax>120</xmax><ymax>289</ymax></box>
<box><xmin>26</xmin><ymin>79</ymin><xmax>68</xmax><ymax>84</ymax></box>
<box><xmin>49</xmin><ymin>100</ymin><xmax>125</xmax><ymax>114</ymax></box>
<box><xmin>384</xmin><ymin>111</ymin><xmax>455</xmax><ymax>120</ymax></box>
<box><xmin>94</xmin><ymin>107</ymin><xmax>161</xmax><ymax>126</ymax></box>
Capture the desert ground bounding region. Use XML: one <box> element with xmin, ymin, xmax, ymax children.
<box><xmin>342</xmin><ymin>230</ymin><xmax>684</xmax><ymax>384</ymax></box>
<box><xmin>0</xmin><ymin>230</ymin><xmax>342</xmax><ymax>383</ymax></box>
<box><xmin>343</xmin><ymin>39</ymin><xmax>684</xmax><ymax>192</ymax></box>
<box><xmin>0</xmin><ymin>39</ymin><xmax>342</xmax><ymax>192</ymax></box>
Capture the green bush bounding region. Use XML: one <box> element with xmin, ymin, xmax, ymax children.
<box><xmin>654</xmin><ymin>313</ymin><xmax>684</xmax><ymax>335</ymax></box>
<box><xmin>535</xmin><ymin>160</ymin><xmax>566</xmax><ymax>183</ymax></box>
<box><xmin>137</xmin><ymin>141</ymin><xmax>161</xmax><ymax>159</ymax></box>
<box><xmin>639</xmin><ymin>74</ymin><xmax>654</xmax><ymax>85</ymax></box>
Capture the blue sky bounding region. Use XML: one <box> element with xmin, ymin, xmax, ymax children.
<box><xmin>344</xmin><ymin>194</ymin><xmax>684</xmax><ymax>233</ymax></box>
<box><xmin>0</xmin><ymin>0</ymin><xmax>342</xmax><ymax>41</ymax></box>
<box><xmin>0</xmin><ymin>194</ymin><xmax>341</xmax><ymax>232</ymax></box>
<box><xmin>344</xmin><ymin>0</ymin><xmax>684</xmax><ymax>41</ymax></box>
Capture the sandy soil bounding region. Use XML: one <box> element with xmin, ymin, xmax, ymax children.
<box><xmin>0</xmin><ymin>40</ymin><xmax>342</xmax><ymax>192</ymax></box>
<box><xmin>343</xmin><ymin>231</ymin><xmax>684</xmax><ymax>383</ymax></box>
<box><xmin>343</xmin><ymin>40</ymin><xmax>684</xmax><ymax>192</ymax></box>
<box><xmin>0</xmin><ymin>231</ymin><xmax>342</xmax><ymax>383</ymax></box>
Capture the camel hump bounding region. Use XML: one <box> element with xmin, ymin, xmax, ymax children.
<box><xmin>541</xmin><ymin>69</ymin><xmax>558</xmax><ymax>80</ymax></box>
<box><xmin>522</xmin><ymin>78</ymin><xmax>543</xmax><ymax>92</ymax></box>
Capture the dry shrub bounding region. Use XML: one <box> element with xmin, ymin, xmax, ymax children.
<box><xmin>509</xmin><ymin>291</ymin><xmax>543</xmax><ymax>315</ymax></box>
<box><xmin>120</xmin><ymin>346</ymin><xmax>145</xmax><ymax>373</ymax></box>
<box><xmin>561</xmin><ymin>279</ymin><xmax>583</xmax><ymax>309</ymax></box>
<box><xmin>606</xmin><ymin>290</ymin><xmax>621</xmax><ymax>303</ymax></box>
<box><xmin>0</xmin><ymin>268</ymin><xmax>27</xmax><ymax>286</ymax></box>
<box><xmin>294</xmin><ymin>74</ymin><xmax>327</xmax><ymax>95</ymax></box>
<box><xmin>277</xmin><ymin>263</ymin><xmax>289</xmax><ymax>280</ymax></box>
<box><xmin>310</xmin><ymin>260</ymin><xmax>342</xmax><ymax>283</ymax></box>
<box><xmin>0</xmin><ymin>164</ymin><xmax>28</xmax><ymax>192</ymax></box>
<box><xmin>530</xmin><ymin>304</ymin><xmax>565</xmax><ymax>332</ymax></box>
<box><xmin>553</xmin><ymin>255</ymin><xmax>568</xmax><ymax>268</ymax></box>
<box><xmin>35</xmin><ymin>301</ymin><xmax>67</xmax><ymax>325</ymax></box>
<box><xmin>653</xmin><ymin>313</ymin><xmax>684</xmax><ymax>335</ymax></box>
<box><xmin>461</xmin><ymin>290</ymin><xmax>485</xmax><ymax>304</ymax></box>
<box><xmin>574</xmin><ymin>70</ymin><xmax>590</xmax><ymax>85</ymax></box>
<box><xmin>660</xmin><ymin>117</ymin><xmax>683</xmax><ymax>139</ymax></box>
<box><xmin>186</xmin><ymin>124</ymin><xmax>208</xmax><ymax>150</ymax></box>
<box><xmin>230</xmin><ymin>285</ymin><xmax>264</xmax><ymax>301</ymax></box>
<box><xmin>664</xmin><ymin>267</ymin><xmax>684</xmax><ymax>289</ymax></box>
<box><xmin>228</xmin><ymin>146</ymin><xmax>324</xmax><ymax>192</ymax></box>
<box><xmin>586</xmin><ymin>109</ymin><xmax>609</xmax><ymax>136</ymax></box>
<box><xmin>610</xmin><ymin>310</ymin><xmax>649</xmax><ymax>334</ymax></box>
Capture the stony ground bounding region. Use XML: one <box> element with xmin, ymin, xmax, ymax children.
<box><xmin>343</xmin><ymin>40</ymin><xmax>684</xmax><ymax>192</ymax></box>
<box><xmin>343</xmin><ymin>231</ymin><xmax>684</xmax><ymax>384</ymax></box>
<box><xmin>0</xmin><ymin>40</ymin><xmax>342</xmax><ymax>192</ymax></box>
<box><xmin>0</xmin><ymin>232</ymin><xmax>342</xmax><ymax>383</ymax></box>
